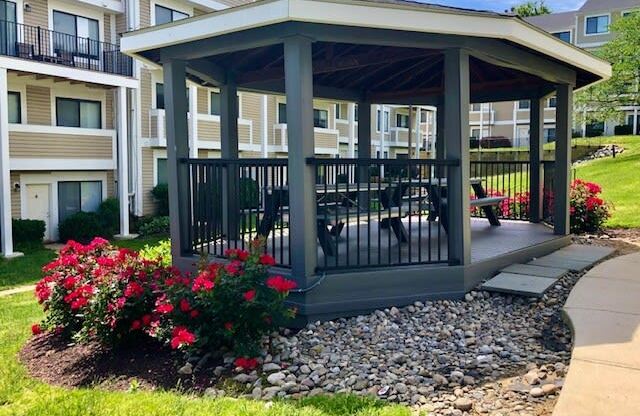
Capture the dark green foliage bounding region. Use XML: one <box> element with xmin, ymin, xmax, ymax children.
<box><xmin>98</xmin><ymin>198</ymin><xmax>120</xmax><ymax>235</ymax></box>
<box><xmin>239</xmin><ymin>178</ymin><xmax>259</xmax><ymax>209</ymax></box>
<box><xmin>12</xmin><ymin>219</ymin><xmax>45</xmax><ymax>245</ymax></box>
<box><xmin>58</xmin><ymin>212</ymin><xmax>110</xmax><ymax>244</ymax></box>
<box><xmin>138</xmin><ymin>216</ymin><xmax>170</xmax><ymax>236</ymax></box>
<box><xmin>151</xmin><ymin>184</ymin><xmax>169</xmax><ymax>216</ymax></box>
<box><xmin>614</xmin><ymin>124</ymin><xmax>633</xmax><ymax>135</ymax></box>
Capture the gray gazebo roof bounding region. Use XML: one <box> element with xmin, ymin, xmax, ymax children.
<box><xmin>121</xmin><ymin>0</ymin><xmax>610</xmax><ymax>105</ymax></box>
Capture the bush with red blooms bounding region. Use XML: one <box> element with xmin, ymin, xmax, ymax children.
<box><xmin>569</xmin><ymin>179</ymin><xmax>611</xmax><ymax>233</ymax></box>
<box><xmin>34</xmin><ymin>237</ymin><xmax>180</xmax><ymax>345</ymax></box>
<box><xmin>33</xmin><ymin>237</ymin><xmax>297</xmax><ymax>364</ymax></box>
<box><xmin>154</xmin><ymin>239</ymin><xmax>297</xmax><ymax>359</ymax></box>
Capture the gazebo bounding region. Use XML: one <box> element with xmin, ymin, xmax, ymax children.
<box><xmin>121</xmin><ymin>0</ymin><xmax>610</xmax><ymax>321</ymax></box>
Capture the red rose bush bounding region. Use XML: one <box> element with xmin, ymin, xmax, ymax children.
<box><xmin>569</xmin><ymin>179</ymin><xmax>611</xmax><ymax>233</ymax></box>
<box><xmin>34</xmin><ymin>237</ymin><xmax>297</xmax><ymax>366</ymax></box>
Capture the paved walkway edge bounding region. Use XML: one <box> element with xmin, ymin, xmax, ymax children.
<box><xmin>553</xmin><ymin>252</ymin><xmax>640</xmax><ymax>416</ymax></box>
<box><xmin>0</xmin><ymin>285</ymin><xmax>35</xmax><ymax>298</ymax></box>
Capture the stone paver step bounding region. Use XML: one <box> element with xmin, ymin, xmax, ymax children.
<box><xmin>501</xmin><ymin>263</ymin><xmax>568</xmax><ymax>279</ymax></box>
<box><xmin>528</xmin><ymin>255</ymin><xmax>594</xmax><ymax>272</ymax></box>
<box><xmin>481</xmin><ymin>272</ymin><xmax>559</xmax><ymax>297</ymax></box>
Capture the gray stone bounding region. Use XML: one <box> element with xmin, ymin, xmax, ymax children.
<box><xmin>501</xmin><ymin>263</ymin><xmax>568</xmax><ymax>279</ymax></box>
<box><xmin>530</xmin><ymin>387</ymin><xmax>545</xmax><ymax>398</ymax></box>
<box><xmin>262</xmin><ymin>363</ymin><xmax>281</xmax><ymax>372</ymax></box>
<box><xmin>267</xmin><ymin>372</ymin><xmax>286</xmax><ymax>386</ymax></box>
<box><xmin>178</xmin><ymin>363</ymin><xmax>193</xmax><ymax>375</ymax></box>
<box><xmin>454</xmin><ymin>397</ymin><xmax>473</xmax><ymax>411</ymax></box>
<box><xmin>481</xmin><ymin>273</ymin><xmax>559</xmax><ymax>297</ymax></box>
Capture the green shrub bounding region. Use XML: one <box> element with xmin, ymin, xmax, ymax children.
<box><xmin>12</xmin><ymin>219</ymin><xmax>45</xmax><ymax>245</ymax></box>
<box><xmin>614</xmin><ymin>124</ymin><xmax>633</xmax><ymax>135</ymax></box>
<box><xmin>138</xmin><ymin>216</ymin><xmax>170</xmax><ymax>236</ymax></box>
<box><xmin>139</xmin><ymin>239</ymin><xmax>171</xmax><ymax>266</ymax></box>
<box><xmin>239</xmin><ymin>178</ymin><xmax>259</xmax><ymax>209</ymax></box>
<box><xmin>58</xmin><ymin>212</ymin><xmax>110</xmax><ymax>244</ymax></box>
<box><xmin>98</xmin><ymin>198</ymin><xmax>120</xmax><ymax>235</ymax></box>
<box><xmin>151</xmin><ymin>184</ymin><xmax>169</xmax><ymax>216</ymax></box>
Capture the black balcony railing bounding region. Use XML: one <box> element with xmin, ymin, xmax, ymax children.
<box><xmin>0</xmin><ymin>20</ymin><xmax>133</xmax><ymax>76</ymax></box>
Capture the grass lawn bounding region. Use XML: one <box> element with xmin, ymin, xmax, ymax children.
<box><xmin>572</xmin><ymin>135</ymin><xmax>640</xmax><ymax>228</ymax></box>
<box><xmin>0</xmin><ymin>246</ymin><xmax>55</xmax><ymax>290</ymax></box>
<box><xmin>0</xmin><ymin>291</ymin><xmax>411</xmax><ymax>416</ymax></box>
<box><xmin>112</xmin><ymin>234</ymin><xmax>168</xmax><ymax>251</ymax></box>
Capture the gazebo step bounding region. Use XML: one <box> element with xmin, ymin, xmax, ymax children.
<box><xmin>555</xmin><ymin>244</ymin><xmax>616</xmax><ymax>262</ymax></box>
<box><xmin>481</xmin><ymin>272</ymin><xmax>559</xmax><ymax>298</ymax></box>
<box><xmin>528</xmin><ymin>256</ymin><xmax>594</xmax><ymax>272</ymax></box>
<box><xmin>501</xmin><ymin>263</ymin><xmax>569</xmax><ymax>279</ymax></box>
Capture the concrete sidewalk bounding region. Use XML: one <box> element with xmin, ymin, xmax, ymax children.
<box><xmin>554</xmin><ymin>252</ymin><xmax>640</xmax><ymax>416</ymax></box>
<box><xmin>0</xmin><ymin>285</ymin><xmax>35</xmax><ymax>297</ymax></box>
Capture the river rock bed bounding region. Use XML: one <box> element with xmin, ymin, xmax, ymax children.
<box><xmin>205</xmin><ymin>270</ymin><xmax>584</xmax><ymax>415</ymax></box>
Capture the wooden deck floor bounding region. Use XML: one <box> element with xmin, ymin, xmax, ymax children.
<box><xmin>202</xmin><ymin>218</ymin><xmax>558</xmax><ymax>269</ymax></box>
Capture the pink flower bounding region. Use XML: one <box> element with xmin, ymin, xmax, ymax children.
<box><xmin>265</xmin><ymin>275</ymin><xmax>297</xmax><ymax>293</ymax></box>
<box><xmin>131</xmin><ymin>320</ymin><xmax>142</xmax><ymax>330</ymax></box>
<box><xmin>259</xmin><ymin>254</ymin><xmax>276</xmax><ymax>266</ymax></box>
<box><xmin>124</xmin><ymin>282</ymin><xmax>145</xmax><ymax>298</ymax></box>
<box><xmin>243</xmin><ymin>289</ymin><xmax>256</xmax><ymax>302</ymax></box>
<box><xmin>155</xmin><ymin>303</ymin><xmax>174</xmax><ymax>314</ymax></box>
<box><xmin>179</xmin><ymin>298</ymin><xmax>191</xmax><ymax>312</ymax></box>
<box><xmin>170</xmin><ymin>326</ymin><xmax>196</xmax><ymax>349</ymax></box>
<box><xmin>234</xmin><ymin>357</ymin><xmax>258</xmax><ymax>370</ymax></box>
<box><xmin>31</xmin><ymin>324</ymin><xmax>42</xmax><ymax>335</ymax></box>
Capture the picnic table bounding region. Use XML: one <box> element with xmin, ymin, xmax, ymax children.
<box><xmin>256</xmin><ymin>178</ymin><xmax>506</xmax><ymax>257</ymax></box>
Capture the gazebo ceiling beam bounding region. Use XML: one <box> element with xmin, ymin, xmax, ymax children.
<box><xmin>235</xmin><ymin>48</ymin><xmax>438</xmax><ymax>84</ymax></box>
<box><xmin>240</xmin><ymin>79</ymin><xmax>363</xmax><ymax>101</ymax></box>
<box><xmin>186</xmin><ymin>59</ymin><xmax>227</xmax><ymax>86</ymax></box>
<box><xmin>366</xmin><ymin>57</ymin><xmax>436</xmax><ymax>92</ymax></box>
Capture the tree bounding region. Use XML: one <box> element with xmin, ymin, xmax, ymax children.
<box><xmin>510</xmin><ymin>1</ymin><xmax>551</xmax><ymax>17</ymax></box>
<box><xmin>575</xmin><ymin>12</ymin><xmax>640</xmax><ymax>125</ymax></box>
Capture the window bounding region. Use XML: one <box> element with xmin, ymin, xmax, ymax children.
<box><xmin>586</xmin><ymin>15</ymin><xmax>609</xmax><ymax>34</ymax></box>
<box><xmin>157</xmin><ymin>158</ymin><xmax>168</xmax><ymax>185</ymax></box>
<box><xmin>396</xmin><ymin>113</ymin><xmax>409</xmax><ymax>128</ymax></box>
<box><xmin>622</xmin><ymin>10</ymin><xmax>638</xmax><ymax>17</ymax></box>
<box><xmin>155</xmin><ymin>83</ymin><xmax>164</xmax><ymax>109</ymax></box>
<box><xmin>553</xmin><ymin>31</ymin><xmax>571</xmax><ymax>43</ymax></box>
<box><xmin>278</xmin><ymin>103</ymin><xmax>287</xmax><ymax>124</ymax></box>
<box><xmin>314</xmin><ymin>109</ymin><xmax>328</xmax><ymax>128</ymax></box>
<box><xmin>471</xmin><ymin>103</ymin><xmax>481</xmax><ymax>111</ymax></box>
<box><xmin>335</xmin><ymin>104</ymin><xmax>342</xmax><ymax>120</ymax></box>
<box><xmin>52</xmin><ymin>11</ymin><xmax>99</xmax><ymax>58</ymax></box>
<box><xmin>471</xmin><ymin>128</ymin><xmax>480</xmax><ymax>139</ymax></box>
<box><xmin>210</xmin><ymin>91</ymin><xmax>220</xmax><ymax>115</ymax></box>
<box><xmin>376</xmin><ymin>109</ymin><xmax>389</xmax><ymax>132</ymax></box>
<box><xmin>544</xmin><ymin>127</ymin><xmax>556</xmax><ymax>142</ymax></box>
<box><xmin>7</xmin><ymin>91</ymin><xmax>20</xmax><ymax>123</ymax></box>
<box><xmin>518</xmin><ymin>100</ymin><xmax>530</xmax><ymax>110</ymax></box>
<box><xmin>0</xmin><ymin>0</ymin><xmax>17</xmax><ymax>56</ymax></box>
<box><xmin>354</xmin><ymin>105</ymin><xmax>358</xmax><ymax>122</ymax></box>
<box><xmin>155</xmin><ymin>5</ymin><xmax>188</xmax><ymax>25</ymax></box>
<box><xmin>56</xmin><ymin>98</ymin><xmax>101</xmax><ymax>128</ymax></box>
<box><xmin>58</xmin><ymin>181</ymin><xmax>102</xmax><ymax>222</ymax></box>
<box><xmin>547</xmin><ymin>96</ymin><xmax>557</xmax><ymax>108</ymax></box>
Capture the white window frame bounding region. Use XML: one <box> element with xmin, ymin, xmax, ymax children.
<box><xmin>150</xmin><ymin>0</ymin><xmax>192</xmax><ymax>26</ymax></box>
<box><xmin>584</xmin><ymin>13</ymin><xmax>610</xmax><ymax>36</ymax></box>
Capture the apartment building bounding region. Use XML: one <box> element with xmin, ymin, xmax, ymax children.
<box><xmin>0</xmin><ymin>0</ymin><xmax>140</xmax><ymax>257</ymax></box>
<box><xmin>475</xmin><ymin>0</ymin><xmax>640</xmax><ymax>146</ymax></box>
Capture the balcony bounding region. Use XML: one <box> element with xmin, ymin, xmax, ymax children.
<box><xmin>0</xmin><ymin>20</ymin><xmax>133</xmax><ymax>77</ymax></box>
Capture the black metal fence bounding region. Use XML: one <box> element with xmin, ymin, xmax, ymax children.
<box><xmin>309</xmin><ymin>158</ymin><xmax>457</xmax><ymax>270</ymax></box>
<box><xmin>185</xmin><ymin>158</ymin><xmax>291</xmax><ymax>267</ymax></box>
<box><xmin>0</xmin><ymin>20</ymin><xmax>133</xmax><ymax>76</ymax></box>
<box><xmin>470</xmin><ymin>161</ymin><xmax>532</xmax><ymax>221</ymax></box>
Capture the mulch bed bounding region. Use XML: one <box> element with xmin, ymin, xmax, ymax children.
<box><xmin>19</xmin><ymin>332</ymin><xmax>216</xmax><ymax>392</ymax></box>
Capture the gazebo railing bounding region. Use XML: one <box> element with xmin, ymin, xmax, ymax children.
<box><xmin>469</xmin><ymin>160</ymin><xmax>532</xmax><ymax>221</ymax></box>
<box><xmin>184</xmin><ymin>158</ymin><xmax>291</xmax><ymax>267</ymax></box>
<box><xmin>308</xmin><ymin>158</ymin><xmax>458</xmax><ymax>270</ymax></box>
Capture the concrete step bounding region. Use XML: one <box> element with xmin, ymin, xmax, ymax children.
<box><xmin>501</xmin><ymin>263</ymin><xmax>569</xmax><ymax>279</ymax></box>
<box><xmin>481</xmin><ymin>272</ymin><xmax>559</xmax><ymax>297</ymax></box>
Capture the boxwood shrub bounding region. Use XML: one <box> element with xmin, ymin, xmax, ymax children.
<box><xmin>12</xmin><ymin>219</ymin><xmax>46</xmax><ymax>245</ymax></box>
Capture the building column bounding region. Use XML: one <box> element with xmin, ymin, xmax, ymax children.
<box><xmin>115</xmin><ymin>86</ymin><xmax>132</xmax><ymax>239</ymax></box>
<box><xmin>163</xmin><ymin>60</ymin><xmax>190</xmax><ymax>259</ymax></box>
<box><xmin>188</xmin><ymin>84</ymin><xmax>198</xmax><ymax>159</ymax></box>
<box><xmin>284</xmin><ymin>35</ymin><xmax>317</xmax><ymax>283</ymax></box>
<box><xmin>529</xmin><ymin>96</ymin><xmax>545</xmax><ymax>223</ymax></box>
<box><xmin>554</xmin><ymin>83</ymin><xmax>573</xmax><ymax>235</ymax></box>
<box><xmin>347</xmin><ymin>102</ymin><xmax>356</xmax><ymax>157</ymax></box>
<box><xmin>261</xmin><ymin>94</ymin><xmax>269</xmax><ymax>158</ymax></box>
<box><xmin>443</xmin><ymin>48</ymin><xmax>471</xmax><ymax>266</ymax></box>
<box><xmin>435</xmin><ymin>101</ymin><xmax>445</xmax><ymax>160</ymax></box>
<box><xmin>220</xmin><ymin>75</ymin><xmax>239</xmax><ymax>240</ymax></box>
<box><xmin>0</xmin><ymin>68</ymin><xmax>19</xmax><ymax>258</ymax></box>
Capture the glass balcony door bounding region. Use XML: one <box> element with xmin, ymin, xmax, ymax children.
<box><xmin>0</xmin><ymin>0</ymin><xmax>17</xmax><ymax>56</ymax></box>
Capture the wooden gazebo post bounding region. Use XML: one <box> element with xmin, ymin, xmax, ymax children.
<box><xmin>163</xmin><ymin>59</ymin><xmax>191</xmax><ymax>260</ymax></box>
<box><xmin>443</xmin><ymin>48</ymin><xmax>472</xmax><ymax>266</ymax></box>
<box><xmin>529</xmin><ymin>95</ymin><xmax>545</xmax><ymax>223</ymax></box>
<box><xmin>554</xmin><ymin>84</ymin><xmax>573</xmax><ymax>235</ymax></box>
<box><xmin>284</xmin><ymin>35</ymin><xmax>318</xmax><ymax>284</ymax></box>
